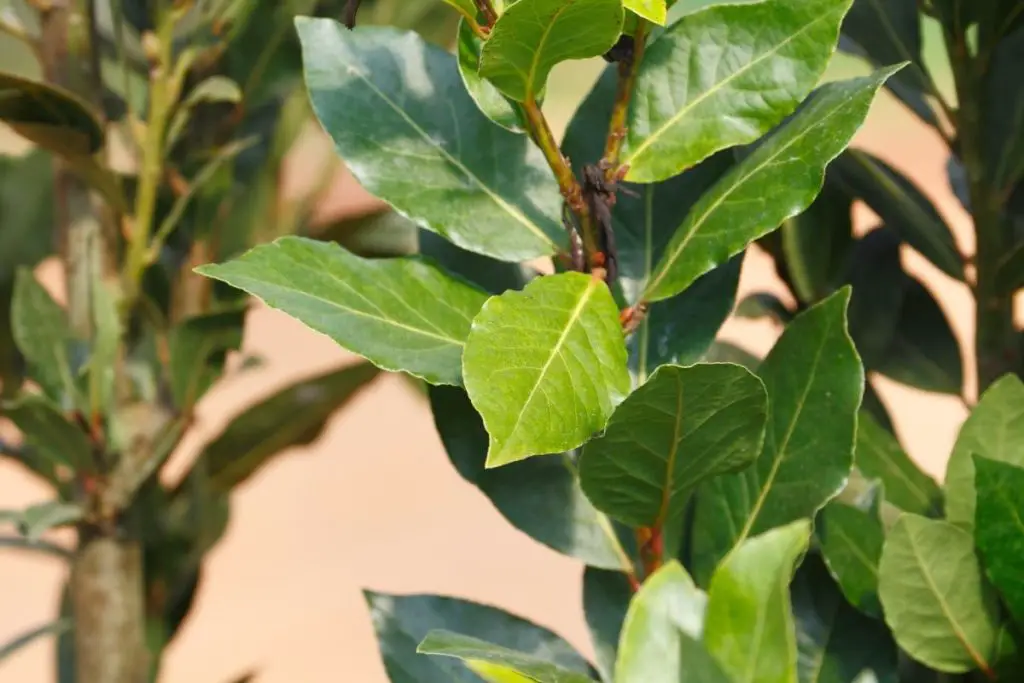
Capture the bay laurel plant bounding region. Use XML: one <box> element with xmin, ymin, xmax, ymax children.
<box><xmin>198</xmin><ymin>0</ymin><xmax>1024</xmax><ymax>682</ymax></box>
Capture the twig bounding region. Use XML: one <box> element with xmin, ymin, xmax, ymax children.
<box><xmin>603</xmin><ymin>20</ymin><xmax>649</xmax><ymax>176</ymax></box>
<box><xmin>475</xmin><ymin>0</ymin><xmax>498</xmax><ymax>26</ymax></box>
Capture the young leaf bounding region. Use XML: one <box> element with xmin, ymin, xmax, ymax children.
<box><xmin>196</xmin><ymin>237</ymin><xmax>488</xmax><ymax>386</ymax></box>
<box><xmin>703</xmin><ymin>520</ymin><xmax>812</xmax><ymax>683</ymax></box>
<box><xmin>429</xmin><ymin>385</ymin><xmax>629</xmax><ymax>570</ymax></box>
<box><xmin>417</xmin><ymin>631</ymin><xmax>595</xmax><ymax>683</ymax></box>
<box><xmin>479</xmin><ymin>0</ymin><xmax>623</xmax><ymax>102</ymax></box>
<box><xmin>973</xmin><ymin>455</ymin><xmax>1024</xmax><ymax>626</ymax></box>
<box><xmin>691</xmin><ymin>290</ymin><xmax>863</xmax><ymax>582</ymax></box>
<box><xmin>791</xmin><ymin>555</ymin><xmax>898</xmax><ymax>683</ymax></box>
<box><xmin>621</xmin><ymin>0</ymin><xmax>856</xmax><ymax>183</ymax></box>
<box><xmin>296</xmin><ymin>19</ymin><xmax>564</xmax><ymax>262</ymax></box>
<box><xmin>366</xmin><ymin>591</ymin><xmax>592</xmax><ymax>683</ymax></box>
<box><xmin>456</xmin><ymin>19</ymin><xmax>525</xmax><ymax>133</ymax></box>
<box><xmin>3</xmin><ymin>395</ymin><xmax>92</xmax><ymax>473</ymax></box>
<box><xmin>944</xmin><ymin>374</ymin><xmax>1024</xmax><ymax>530</ymax></box>
<box><xmin>854</xmin><ymin>411</ymin><xmax>940</xmax><ymax>516</ymax></box>
<box><xmin>582</xmin><ymin>568</ymin><xmax>633</xmax><ymax>683</ymax></box>
<box><xmin>168</xmin><ymin>306</ymin><xmax>247</xmax><ymax>410</ymax></box>
<box><xmin>0</xmin><ymin>72</ymin><xmax>104</xmax><ymax>156</ymax></box>
<box><xmin>463</xmin><ymin>272</ymin><xmax>630</xmax><ymax>467</ymax></box>
<box><xmin>643</xmin><ymin>67</ymin><xmax>901</xmax><ymax>303</ymax></box>
<box><xmin>625</xmin><ymin>0</ymin><xmax>667</xmax><ymax>24</ymax></box>
<box><xmin>878</xmin><ymin>514</ymin><xmax>1000</xmax><ymax>674</ymax></box>
<box><xmin>187</xmin><ymin>362</ymin><xmax>380</xmax><ymax>493</ymax></box>
<box><xmin>11</xmin><ymin>269</ymin><xmax>73</xmax><ymax>401</ymax></box>
<box><xmin>579</xmin><ymin>363</ymin><xmax>768</xmax><ymax>530</ymax></box>
<box><xmin>816</xmin><ymin>499</ymin><xmax>885</xmax><ymax>617</ymax></box>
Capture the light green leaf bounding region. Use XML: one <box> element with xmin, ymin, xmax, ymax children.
<box><xmin>579</xmin><ymin>363</ymin><xmax>767</xmax><ymax>530</ymax></box>
<box><xmin>11</xmin><ymin>269</ymin><xmax>73</xmax><ymax>402</ymax></box>
<box><xmin>463</xmin><ymin>272</ymin><xmax>630</xmax><ymax>467</ymax></box>
<box><xmin>854</xmin><ymin>411</ymin><xmax>940</xmax><ymax>515</ymax></box>
<box><xmin>582</xmin><ymin>567</ymin><xmax>633</xmax><ymax>683</ymax></box>
<box><xmin>625</xmin><ymin>0</ymin><xmax>667</xmax><ymax>24</ymax></box>
<box><xmin>417</xmin><ymin>631</ymin><xmax>595</xmax><ymax>683</ymax></box>
<box><xmin>456</xmin><ymin>19</ymin><xmax>524</xmax><ymax>133</ymax></box>
<box><xmin>691</xmin><ymin>290</ymin><xmax>862</xmax><ymax>583</ymax></box>
<box><xmin>479</xmin><ymin>0</ymin><xmax>623</xmax><ymax>102</ymax></box>
<box><xmin>196</xmin><ymin>236</ymin><xmax>488</xmax><ymax>386</ymax></box>
<box><xmin>703</xmin><ymin>520</ymin><xmax>812</xmax><ymax>683</ymax></box>
<box><xmin>973</xmin><ymin>455</ymin><xmax>1024</xmax><ymax>626</ymax></box>
<box><xmin>643</xmin><ymin>68</ymin><xmax>900</xmax><ymax>302</ymax></box>
<box><xmin>944</xmin><ymin>374</ymin><xmax>1024</xmax><ymax>531</ymax></box>
<box><xmin>15</xmin><ymin>501</ymin><xmax>83</xmax><ymax>540</ymax></box>
<box><xmin>296</xmin><ymin>19</ymin><xmax>563</xmax><ymax>262</ymax></box>
<box><xmin>622</xmin><ymin>0</ymin><xmax>855</xmax><ymax>183</ymax></box>
<box><xmin>877</xmin><ymin>514</ymin><xmax>1000</xmax><ymax>674</ymax></box>
<box><xmin>817</xmin><ymin>498</ymin><xmax>885</xmax><ymax>617</ymax></box>
<box><xmin>3</xmin><ymin>394</ymin><xmax>92</xmax><ymax>474</ymax></box>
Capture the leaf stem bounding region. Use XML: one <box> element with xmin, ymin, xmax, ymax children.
<box><xmin>603</xmin><ymin>20</ymin><xmax>649</xmax><ymax>175</ymax></box>
<box><xmin>474</xmin><ymin>0</ymin><xmax>498</xmax><ymax>26</ymax></box>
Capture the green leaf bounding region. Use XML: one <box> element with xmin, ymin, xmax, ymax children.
<box><xmin>792</xmin><ymin>555</ymin><xmax>897</xmax><ymax>683</ymax></box>
<box><xmin>616</xmin><ymin>561</ymin><xmax>727</xmax><ymax>683</ymax></box>
<box><xmin>0</xmin><ymin>71</ymin><xmax>104</xmax><ymax>156</ymax></box>
<box><xmin>189</xmin><ymin>362</ymin><xmax>380</xmax><ymax>493</ymax></box>
<box><xmin>994</xmin><ymin>241</ymin><xmax>1024</xmax><ymax>296</ymax></box>
<box><xmin>3</xmin><ymin>394</ymin><xmax>92</xmax><ymax>473</ymax></box>
<box><xmin>419</xmin><ymin>229</ymin><xmax>535</xmax><ymax>297</ymax></box>
<box><xmin>624</xmin><ymin>0</ymin><xmax>667</xmax><ymax>24</ymax></box>
<box><xmin>579</xmin><ymin>363</ymin><xmax>768</xmax><ymax>529</ymax></box>
<box><xmin>296</xmin><ymin>19</ymin><xmax>563</xmax><ymax>262</ymax></box>
<box><xmin>14</xmin><ymin>501</ymin><xmax>84</xmax><ymax>540</ymax></box>
<box><xmin>168</xmin><ymin>306</ymin><xmax>247</xmax><ymax>410</ymax></box>
<box><xmin>854</xmin><ymin>411</ymin><xmax>940</xmax><ymax>516</ymax></box>
<box><xmin>829</xmin><ymin>150</ymin><xmax>963</xmax><ymax>280</ymax></box>
<box><xmin>621</xmin><ymin>0</ymin><xmax>855</xmax><ymax>183</ymax></box>
<box><xmin>667</xmin><ymin>0</ymin><xmax>768</xmax><ymax>23</ymax></box>
<box><xmin>842</xmin><ymin>227</ymin><xmax>904</xmax><ymax>368</ymax></box>
<box><xmin>703</xmin><ymin>341</ymin><xmax>761</xmax><ymax>370</ymax></box>
<box><xmin>582</xmin><ymin>568</ymin><xmax>633</xmax><ymax>683</ymax></box>
<box><xmin>973</xmin><ymin>455</ymin><xmax>1024</xmax><ymax>625</ymax></box>
<box><xmin>877</xmin><ymin>514</ymin><xmax>1000</xmax><ymax>674</ymax></box>
<box><xmin>463</xmin><ymin>272</ymin><xmax>630</xmax><ymax>467</ymax></box>
<box><xmin>985</xmin><ymin>21</ymin><xmax>1024</xmax><ymax>189</ymax></box>
<box><xmin>0</xmin><ymin>619</ymin><xmax>72</xmax><ymax>663</ymax></box>
<box><xmin>816</xmin><ymin>498</ymin><xmax>885</xmax><ymax>617</ymax></box>
<box><xmin>11</xmin><ymin>269</ymin><xmax>73</xmax><ymax>402</ymax></box>
<box><xmin>317</xmin><ymin>208</ymin><xmax>421</xmax><ymax>259</ymax></box>
<box><xmin>781</xmin><ymin>184</ymin><xmax>854</xmax><ymax>304</ymax></box>
<box><xmin>456</xmin><ymin>19</ymin><xmax>524</xmax><ymax>133</ymax></box>
<box><xmin>417</xmin><ymin>631</ymin><xmax>595</xmax><ymax>683</ymax></box>
<box><xmin>0</xmin><ymin>152</ymin><xmax>54</xmax><ymax>283</ymax></box>
<box><xmin>944</xmin><ymin>374</ymin><xmax>1024</xmax><ymax>530</ymax></box>
<box><xmin>703</xmin><ymin>520</ymin><xmax>812</xmax><ymax>683</ymax></box>
<box><xmin>643</xmin><ymin>68</ymin><xmax>900</xmax><ymax>302</ymax></box>
<box><xmin>480</xmin><ymin>0</ymin><xmax>623</xmax><ymax>102</ymax></box>
<box><xmin>366</xmin><ymin>591</ymin><xmax>593</xmax><ymax>683</ymax></box>
<box><xmin>0</xmin><ymin>535</ymin><xmax>72</xmax><ymax>560</ymax></box>
<box><xmin>429</xmin><ymin>384</ymin><xmax>629</xmax><ymax>570</ymax></box>
<box><xmin>736</xmin><ymin>292</ymin><xmax>794</xmax><ymax>324</ymax></box>
<box><xmin>691</xmin><ymin>290</ymin><xmax>863</xmax><ymax>583</ymax></box>
<box><xmin>196</xmin><ymin>236</ymin><xmax>488</xmax><ymax>386</ymax></box>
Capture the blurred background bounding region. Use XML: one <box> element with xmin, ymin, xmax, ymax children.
<box><xmin>0</xmin><ymin>10</ymin><xmax>1012</xmax><ymax>683</ymax></box>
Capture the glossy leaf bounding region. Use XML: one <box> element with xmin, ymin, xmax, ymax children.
<box><xmin>3</xmin><ymin>394</ymin><xmax>92</xmax><ymax>473</ymax></box>
<box><xmin>463</xmin><ymin>272</ymin><xmax>630</xmax><ymax>467</ymax></box>
<box><xmin>621</xmin><ymin>0</ymin><xmax>855</xmax><ymax>183</ymax></box>
<box><xmin>616</xmin><ymin>562</ymin><xmax>726</xmax><ymax>683</ymax></box>
<box><xmin>366</xmin><ymin>591</ymin><xmax>592</xmax><ymax>683</ymax></box>
<box><xmin>828</xmin><ymin>150</ymin><xmax>962</xmax><ymax>280</ymax></box>
<box><xmin>197</xmin><ymin>236</ymin><xmax>488</xmax><ymax>386</ymax></box>
<box><xmin>625</xmin><ymin>0</ymin><xmax>667</xmax><ymax>24</ymax></box>
<box><xmin>854</xmin><ymin>411</ymin><xmax>940</xmax><ymax>516</ymax></box>
<box><xmin>878</xmin><ymin>514</ymin><xmax>1000</xmax><ymax>673</ymax></box>
<box><xmin>579</xmin><ymin>363</ymin><xmax>767</xmax><ymax>529</ymax></box>
<box><xmin>643</xmin><ymin>68</ymin><xmax>899</xmax><ymax>302</ymax></box>
<box><xmin>168</xmin><ymin>306</ymin><xmax>247</xmax><ymax>410</ymax></box>
<box><xmin>0</xmin><ymin>72</ymin><xmax>104</xmax><ymax>156</ymax></box>
<box><xmin>582</xmin><ymin>568</ymin><xmax>633</xmax><ymax>683</ymax></box>
<box><xmin>417</xmin><ymin>631</ymin><xmax>595</xmax><ymax>683</ymax></box>
<box><xmin>816</xmin><ymin>498</ymin><xmax>885</xmax><ymax>617</ymax></box>
<box><xmin>429</xmin><ymin>385</ymin><xmax>628</xmax><ymax>570</ymax></box>
<box><xmin>456</xmin><ymin>19</ymin><xmax>524</xmax><ymax>133</ymax></box>
<box><xmin>691</xmin><ymin>290</ymin><xmax>862</xmax><ymax>582</ymax></box>
<box><xmin>792</xmin><ymin>556</ymin><xmax>897</xmax><ymax>683</ymax></box>
<box><xmin>11</xmin><ymin>269</ymin><xmax>73</xmax><ymax>401</ymax></box>
<box><xmin>973</xmin><ymin>455</ymin><xmax>1024</xmax><ymax>625</ymax></box>
<box><xmin>296</xmin><ymin>19</ymin><xmax>564</xmax><ymax>261</ymax></box>
<box><xmin>480</xmin><ymin>0</ymin><xmax>623</xmax><ymax>102</ymax></box>
<box><xmin>781</xmin><ymin>184</ymin><xmax>854</xmax><ymax>304</ymax></box>
<box><xmin>189</xmin><ymin>362</ymin><xmax>380</xmax><ymax>493</ymax></box>
<box><xmin>703</xmin><ymin>520</ymin><xmax>812</xmax><ymax>683</ymax></box>
<box><xmin>944</xmin><ymin>374</ymin><xmax>1024</xmax><ymax>530</ymax></box>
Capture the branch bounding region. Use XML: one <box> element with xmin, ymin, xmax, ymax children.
<box><xmin>603</xmin><ymin>21</ymin><xmax>649</xmax><ymax>176</ymax></box>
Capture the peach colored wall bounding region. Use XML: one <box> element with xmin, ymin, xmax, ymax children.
<box><xmin>1</xmin><ymin>83</ymin><xmax>1014</xmax><ymax>683</ymax></box>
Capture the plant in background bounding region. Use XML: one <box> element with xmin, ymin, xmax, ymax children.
<box><xmin>199</xmin><ymin>0</ymin><xmax>1024</xmax><ymax>681</ymax></box>
<box><xmin>0</xmin><ymin>0</ymin><xmax>455</xmax><ymax>681</ymax></box>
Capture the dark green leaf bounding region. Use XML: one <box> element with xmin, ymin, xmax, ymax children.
<box><xmin>816</xmin><ymin>498</ymin><xmax>885</xmax><ymax>617</ymax></box>
<box><xmin>0</xmin><ymin>619</ymin><xmax>72</xmax><ymax>663</ymax></box>
<box><xmin>691</xmin><ymin>290</ymin><xmax>862</xmax><ymax>583</ymax></box>
<box><xmin>995</xmin><ymin>240</ymin><xmax>1024</xmax><ymax>296</ymax></box>
<box><xmin>316</xmin><ymin>208</ymin><xmax>421</xmax><ymax>259</ymax></box>
<box><xmin>878</xmin><ymin>514</ymin><xmax>1000</xmax><ymax>673</ymax></box>
<box><xmin>480</xmin><ymin>0</ymin><xmax>623</xmax><ymax>102</ymax></box>
<box><xmin>582</xmin><ymin>567</ymin><xmax>633</xmax><ymax>683</ymax></box>
<box><xmin>579</xmin><ymin>363</ymin><xmax>768</xmax><ymax>530</ymax></box>
<box><xmin>456</xmin><ymin>19</ymin><xmax>524</xmax><ymax>133</ymax></box>
<box><xmin>944</xmin><ymin>374</ymin><xmax>1024</xmax><ymax>530</ymax></box>
<box><xmin>3</xmin><ymin>394</ymin><xmax>92</xmax><ymax>473</ymax></box>
<box><xmin>703</xmin><ymin>520</ymin><xmax>812</xmax><ymax>683</ymax></box>
<box><xmin>418</xmin><ymin>229</ymin><xmax>534</xmax><ymax>297</ymax></box>
<box><xmin>0</xmin><ymin>151</ymin><xmax>54</xmax><ymax>282</ymax></box>
<box><xmin>792</xmin><ymin>555</ymin><xmax>897</xmax><ymax>683</ymax></box>
<box><xmin>0</xmin><ymin>535</ymin><xmax>72</xmax><ymax>559</ymax></box>
<box><xmin>296</xmin><ymin>19</ymin><xmax>563</xmax><ymax>262</ymax></box>
<box><xmin>429</xmin><ymin>384</ymin><xmax>629</xmax><ymax>570</ymax></box>
<box><xmin>855</xmin><ymin>411</ymin><xmax>940</xmax><ymax>516</ymax></box>
<box><xmin>702</xmin><ymin>341</ymin><xmax>761</xmax><ymax>370</ymax></box>
<box><xmin>622</xmin><ymin>0</ymin><xmax>855</xmax><ymax>183</ymax></box>
<box><xmin>643</xmin><ymin>68</ymin><xmax>900</xmax><ymax>302</ymax></box>
<box><xmin>168</xmin><ymin>307</ymin><xmax>247</xmax><ymax>410</ymax></box>
<box><xmin>842</xmin><ymin>226</ymin><xmax>905</xmax><ymax>368</ymax></box>
<box><xmin>986</xmin><ymin>25</ymin><xmax>1024</xmax><ymax>189</ymax></box>
<box><xmin>196</xmin><ymin>236</ymin><xmax>488</xmax><ymax>386</ymax></box>
<box><xmin>0</xmin><ymin>71</ymin><xmax>104</xmax><ymax>155</ymax></box>
<box><xmin>11</xmin><ymin>269</ymin><xmax>74</xmax><ymax>401</ymax></box>
<box><xmin>417</xmin><ymin>630</ymin><xmax>595</xmax><ymax>683</ymax></box>
<box><xmin>781</xmin><ymin>183</ymin><xmax>855</xmax><ymax>303</ymax></box>
<box><xmin>973</xmin><ymin>455</ymin><xmax>1024</xmax><ymax>625</ymax></box>
<box><xmin>861</xmin><ymin>381</ymin><xmax>895</xmax><ymax>434</ymax></box>
<box><xmin>189</xmin><ymin>362</ymin><xmax>380</xmax><ymax>493</ymax></box>
<box><xmin>463</xmin><ymin>272</ymin><xmax>630</xmax><ymax>467</ymax></box>
<box><xmin>828</xmin><ymin>150</ymin><xmax>963</xmax><ymax>280</ymax></box>
<box><xmin>735</xmin><ymin>292</ymin><xmax>794</xmax><ymax>324</ymax></box>
<box><xmin>366</xmin><ymin>591</ymin><xmax>592</xmax><ymax>683</ymax></box>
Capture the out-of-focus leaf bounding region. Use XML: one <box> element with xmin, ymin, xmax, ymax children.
<box><xmin>3</xmin><ymin>394</ymin><xmax>92</xmax><ymax>473</ymax></box>
<box><xmin>702</xmin><ymin>341</ymin><xmax>761</xmax><ymax>370</ymax></box>
<box><xmin>855</xmin><ymin>411</ymin><xmax>940</xmax><ymax>515</ymax></box>
<box><xmin>986</xmin><ymin>25</ymin><xmax>1024</xmax><ymax>189</ymax></box>
<box><xmin>417</xmin><ymin>630</ymin><xmax>595</xmax><ymax>683</ymax></box>
<box><xmin>995</xmin><ymin>241</ymin><xmax>1024</xmax><ymax>296</ymax></box>
<box><xmin>0</xmin><ymin>619</ymin><xmax>72</xmax><ymax>663</ymax></box>
<box><xmin>0</xmin><ymin>72</ymin><xmax>104</xmax><ymax>155</ymax></box>
<box><xmin>582</xmin><ymin>567</ymin><xmax>633</xmax><ymax>683</ymax></box>
<box><xmin>168</xmin><ymin>306</ymin><xmax>247</xmax><ymax>410</ymax></box>
<box><xmin>735</xmin><ymin>292</ymin><xmax>793</xmax><ymax>324</ymax></box>
<box><xmin>0</xmin><ymin>151</ymin><xmax>54</xmax><ymax>281</ymax></box>
<box><xmin>418</xmin><ymin>230</ymin><xmax>534</xmax><ymax>297</ymax></box>
<box><xmin>9</xmin><ymin>501</ymin><xmax>83</xmax><ymax>540</ymax></box>
<box><xmin>782</xmin><ymin>183</ymin><xmax>854</xmax><ymax>303</ymax></box>
<box><xmin>455</xmin><ymin>20</ymin><xmax>524</xmax><ymax>133</ymax></box>
<box><xmin>973</xmin><ymin>455</ymin><xmax>1024</xmax><ymax>625</ymax></box>
<box><xmin>843</xmin><ymin>226</ymin><xmax>904</xmax><ymax>368</ymax></box>
<box><xmin>316</xmin><ymin>209</ymin><xmax>420</xmax><ymax>259</ymax></box>
<box><xmin>11</xmin><ymin>269</ymin><xmax>73</xmax><ymax>402</ymax></box>
<box><xmin>0</xmin><ymin>535</ymin><xmax>72</xmax><ymax>559</ymax></box>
